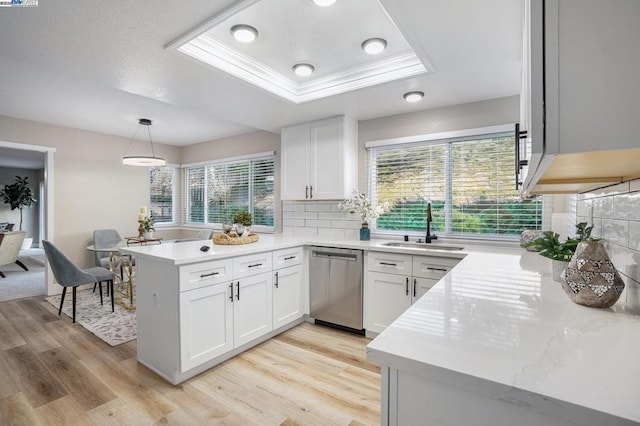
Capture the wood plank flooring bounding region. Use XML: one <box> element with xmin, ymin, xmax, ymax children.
<box><xmin>0</xmin><ymin>295</ymin><xmax>381</xmax><ymax>425</ymax></box>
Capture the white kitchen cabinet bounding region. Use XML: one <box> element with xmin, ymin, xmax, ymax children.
<box><xmin>366</xmin><ymin>271</ymin><xmax>411</xmax><ymax>334</ymax></box>
<box><xmin>521</xmin><ymin>0</ymin><xmax>640</xmax><ymax>194</ymax></box>
<box><xmin>273</xmin><ymin>264</ymin><xmax>304</xmax><ymax>329</ymax></box>
<box><xmin>180</xmin><ymin>282</ymin><xmax>234</xmax><ymax>372</ymax></box>
<box><xmin>233</xmin><ymin>271</ymin><xmax>274</xmax><ymax>347</ymax></box>
<box><xmin>365</xmin><ymin>252</ymin><xmax>461</xmax><ymax>334</ymax></box>
<box><xmin>281</xmin><ymin>115</ymin><xmax>358</xmax><ymax>200</ymax></box>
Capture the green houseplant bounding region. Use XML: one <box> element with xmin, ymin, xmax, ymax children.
<box><xmin>232</xmin><ymin>210</ymin><xmax>252</xmax><ymax>236</ymax></box>
<box><xmin>523</xmin><ymin>222</ymin><xmax>595</xmax><ymax>281</ymax></box>
<box><xmin>0</xmin><ymin>176</ymin><xmax>37</xmax><ymax>231</ymax></box>
<box><xmin>141</xmin><ymin>215</ymin><xmax>155</xmax><ymax>239</ymax></box>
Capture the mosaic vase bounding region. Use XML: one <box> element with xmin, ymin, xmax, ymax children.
<box><xmin>560</xmin><ymin>241</ymin><xmax>625</xmax><ymax>308</ymax></box>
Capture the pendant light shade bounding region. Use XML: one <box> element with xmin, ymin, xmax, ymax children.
<box><xmin>122</xmin><ymin>118</ymin><xmax>166</xmax><ymax>167</ymax></box>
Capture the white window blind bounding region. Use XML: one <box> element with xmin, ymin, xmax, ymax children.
<box><xmin>368</xmin><ymin>132</ymin><xmax>542</xmax><ymax>239</ymax></box>
<box><xmin>149</xmin><ymin>166</ymin><xmax>176</xmax><ymax>223</ymax></box>
<box><xmin>184</xmin><ymin>155</ymin><xmax>275</xmax><ymax>229</ymax></box>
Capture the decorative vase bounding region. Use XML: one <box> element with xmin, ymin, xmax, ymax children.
<box><xmin>360</xmin><ymin>223</ymin><xmax>370</xmax><ymax>241</ymax></box>
<box><xmin>551</xmin><ymin>260</ymin><xmax>568</xmax><ymax>282</ymax></box>
<box><xmin>560</xmin><ymin>241</ymin><xmax>625</xmax><ymax>308</ymax></box>
<box><xmin>520</xmin><ymin>229</ymin><xmax>544</xmax><ymax>251</ymax></box>
<box><xmin>222</xmin><ymin>223</ymin><xmax>233</xmax><ymax>234</ymax></box>
<box><xmin>143</xmin><ymin>231</ymin><xmax>153</xmax><ymax>240</ymax></box>
<box><xmin>235</xmin><ymin>224</ymin><xmax>245</xmax><ymax>237</ymax></box>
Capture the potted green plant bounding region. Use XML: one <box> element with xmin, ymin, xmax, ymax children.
<box><xmin>232</xmin><ymin>210</ymin><xmax>252</xmax><ymax>236</ymax></box>
<box><xmin>523</xmin><ymin>222</ymin><xmax>595</xmax><ymax>281</ymax></box>
<box><xmin>141</xmin><ymin>216</ymin><xmax>156</xmax><ymax>239</ymax></box>
<box><xmin>0</xmin><ymin>176</ymin><xmax>37</xmax><ymax>232</ymax></box>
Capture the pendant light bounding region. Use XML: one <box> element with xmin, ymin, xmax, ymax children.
<box><xmin>122</xmin><ymin>118</ymin><xmax>166</xmax><ymax>167</ymax></box>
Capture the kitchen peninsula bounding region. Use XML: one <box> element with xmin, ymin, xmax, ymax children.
<box><xmin>122</xmin><ymin>236</ymin><xmax>640</xmax><ymax>425</ymax></box>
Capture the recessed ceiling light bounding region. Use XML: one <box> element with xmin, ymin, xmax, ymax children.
<box><xmin>403</xmin><ymin>91</ymin><xmax>424</xmax><ymax>102</ymax></box>
<box><xmin>293</xmin><ymin>63</ymin><xmax>315</xmax><ymax>77</ymax></box>
<box><xmin>361</xmin><ymin>38</ymin><xmax>387</xmax><ymax>55</ymax></box>
<box><xmin>312</xmin><ymin>0</ymin><xmax>336</xmax><ymax>6</ymax></box>
<box><xmin>230</xmin><ymin>24</ymin><xmax>258</xmax><ymax>43</ymax></box>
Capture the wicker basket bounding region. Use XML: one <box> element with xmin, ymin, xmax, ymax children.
<box><xmin>213</xmin><ymin>232</ymin><xmax>259</xmax><ymax>245</ymax></box>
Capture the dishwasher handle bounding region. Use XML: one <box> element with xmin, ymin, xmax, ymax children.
<box><xmin>312</xmin><ymin>251</ymin><xmax>358</xmax><ymax>261</ymax></box>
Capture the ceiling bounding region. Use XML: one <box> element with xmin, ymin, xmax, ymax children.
<box><xmin>0</xmin><ymin>0</ymin><xmax>522</xmax><ymax>147</ymax></box>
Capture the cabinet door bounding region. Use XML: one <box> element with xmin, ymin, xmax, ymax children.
<box><xmin>365</xmin><ymin>271</ymin><xmax>410</xmax><ymax>334</ymax></box>
<box><xmin>180</xmin><ymin>282</ymin><xmax>233</xmax><ymax>372</ymax></box>
<box><xmin>273</xmin><ymin>264</ymin><xmax>304</xmax><ymax>329</ymax></box>
<box><xmin>309</xmin><ymin>117</ymin><xmax>345</xmax><ymax>200</ymax></box>
<box><xmin>411</xmin><ymin>277</ymin><xmax>438</xmax><ymax>304</ymax></box>
<box><xmin>281</xmin><ymin>123</ymin><xmax>311</xmax><ymax>200</ymax></box>
<box><xmin>233</xmin><ymin>272</ymin><xmax>273</xmax><ymax>347</ymax></box>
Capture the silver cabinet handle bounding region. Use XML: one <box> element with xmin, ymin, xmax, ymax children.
<box><xmin>274</xmin><ymin>271</ymin><xmax>279</xmax><ymax>288</ymax></box>
<box><xmin>380</xmin><ymin>262</ymin><xmax>397</xmax><ymax>267</ymax></box>
<box><xmin>284</xmin><ymin>256</ymin><xmax>296</xmax><ymax>261</ymax></box>
<box><xmin>248</xmin><ymin>263</ymin><xmax>262</xmax><ymax>268</ymax></box>
<box><xmin>200</xmin><ymin>271</ymin><xmax>219</xmax><ymax>278</ymax></box>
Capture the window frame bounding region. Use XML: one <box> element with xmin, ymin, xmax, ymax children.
<box><xmin>149</xmin><ymin>164</ymin><xmax>178</xmax><ymax>226</ymax></box>
<box><xmin>182</xmin><ymin>152</ymin><xmax>276</xmax><ymax>233</ymax></box>
<box><xmin>366</xmin><ymin>124</ymin><xmax>543</xmax><ymax>242</ymax></box>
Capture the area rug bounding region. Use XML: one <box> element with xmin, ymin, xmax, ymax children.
<box><xmin>46</xmin><ymin>288</ymin><xmax>137</xmax><ymax>346</ymax></box>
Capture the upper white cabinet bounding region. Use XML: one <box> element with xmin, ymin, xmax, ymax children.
<box><xmin>281</xmin><ymin>115</ymin><xmax>358</xmax><ymax>200</ymax></box>
<box><xmin>521</xmin><ymin>0</ymin><xmax>640</xmax><ymax>194</ymax></box>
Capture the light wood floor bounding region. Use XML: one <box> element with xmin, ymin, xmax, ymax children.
<box><xmin>0</xmin><ymin>295</ymin><xmax>381</xmax><ymax>425</ymax></box>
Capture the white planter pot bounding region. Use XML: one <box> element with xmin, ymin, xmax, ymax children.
<box><xmin>143</xmin><ymin>231</ymin><xmax>154</xmax><ymax>240</ymax></box>
<box><xmin>552</xmin><ymin>260</ymin><xmax>568</xmax><ymax>282</ymax></box>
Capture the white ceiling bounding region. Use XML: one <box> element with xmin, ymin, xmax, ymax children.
<box><xmin>0</xmin><ymin>0</ymin><xmax>522</xmax><ymax>147</ymax></box>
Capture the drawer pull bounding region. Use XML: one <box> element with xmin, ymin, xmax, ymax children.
<box><xmin>200</xmin><ymin>271</ymin><xmax>220</xmax><ymax>278</ymax></box>
<box><xmin>380</xmin><ymin>262</ymin><xmax>397</xmax><ymax>267</ymax></box>
<box><xmin>284</xmin><ymin>256</ymin><xmax>296</xmax><ymax>261</ymax></box>
<box><xmin>248</xmin><ymin>263</ymin><xmax>263</xmax><ymax>268</ymax></box>
<box><xmin>427</xmin><ymin>267</ymin><xmax>448</xmax><ymax>272</ymax></box>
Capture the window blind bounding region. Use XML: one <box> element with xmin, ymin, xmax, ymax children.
<box><xmin>149</xmin><ymin>166</ymin><xmax>176</xmax><ymax>223</ymax></box>
<box><xmin>183</xmin><ymin>155</ymin><xmax>274</xmax><ymax>229</ymax></box>
<box><xmin>368</xmin><ymin>132</ymin><xmax>542</xmax><ymax>239</ymax></box>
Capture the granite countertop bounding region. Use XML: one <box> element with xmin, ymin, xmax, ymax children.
<box><xmin>366</xmin><ymin>247</ymin><xmax>640</xmax><ymax>425</ymax></box>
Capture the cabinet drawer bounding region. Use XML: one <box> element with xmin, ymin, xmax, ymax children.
<box><xmin>368</xmin><ymin>252</ymin><xmax>413</xmax><ymax>275</ymax></box>
<box><xmin>233</xmin><ymin>252</ymin><xmax>273</xmax><ymax>279</ymax></box>
<box><xmin>412</xmin><ymin>256</ymin><xmax>460</xmax><ymax>280</ymax></box>
<box><xmin>272</xmin><ymin>246</ymin><xmax>303</xmax><ymax>270</ymax></box>
<box><xmin>179</xmin><ymin>259</ymin><xmax>233</xmax><ymax>292</ymax></box>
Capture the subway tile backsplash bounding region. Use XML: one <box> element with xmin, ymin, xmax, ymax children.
<box><xmin>282</xmin><ymin>200</ymin><xmax>360</xmax><ymax>240</ymax></box>
<box><xmin>577</xmin><ymin>178</ymin><xmax>640</xmax><ymax>311</ymax></box>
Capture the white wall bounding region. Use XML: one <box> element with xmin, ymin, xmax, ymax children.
<box><xmin>577</xmin><ymin>180</ymin><xmax>640</xmax><ymax>311</ymax></box>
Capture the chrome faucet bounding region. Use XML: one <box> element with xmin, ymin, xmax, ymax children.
<box><xmin>425</xmin><ymin>202</ymin><xmax>437</xmax><ymax>243</ymax></box>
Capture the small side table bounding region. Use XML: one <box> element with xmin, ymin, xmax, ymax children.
<box><xmin>125</xmin><ymin>236</ymin><xmax>163</xmax><ymax>246</ymax></box>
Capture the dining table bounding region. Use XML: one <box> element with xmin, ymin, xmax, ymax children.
<box><xmin>85</xmin><ymin>243</ymin><xmax>136</xmax><ymax>310</ymax></box>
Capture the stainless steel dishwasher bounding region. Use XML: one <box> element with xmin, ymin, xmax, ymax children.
<box><xmin>309</xmin><ymin>246</ymin><xmax>363</xmax><ymax>334</ymax></box>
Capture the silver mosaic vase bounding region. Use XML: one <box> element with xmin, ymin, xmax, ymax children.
<box><xmin>560</xmin><ymin>241</ymin><xmax>625</xmax><ymax>308</ymax></box>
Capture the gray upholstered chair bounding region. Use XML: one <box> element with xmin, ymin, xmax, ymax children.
<box><xmin>42</xmin><ymin>240</ymin><xmax>115</xmax><ymax>323</ymax></box>
<box><xmin>0</xmin><ymin>231</ymin><xmax>29</xmax><ymax>278</ymax></box>
<box><xmin>92</xmin><ymin>229</ymin><xmax>123</xmax><ymax>269</ymax></box>
<box><xmin>175</xmin><ymin>228</ymin><xmax>214</xmax><ymax>243</ymax></box>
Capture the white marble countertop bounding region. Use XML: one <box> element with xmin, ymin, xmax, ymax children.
<box><xmin>122</xmin><ymin>233</ymin><xmax>640</xmax><ymax>423</ymax></box>
<box><xmin>366</xmin><ymin>246</ymin><xmax>640</xmax><ymax>425</ymax></box>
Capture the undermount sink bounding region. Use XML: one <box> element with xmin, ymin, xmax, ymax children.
<box><xmin>380</xmin><ymin>242</ymin><xmax>464</xmax><ymax>251</ymax></box>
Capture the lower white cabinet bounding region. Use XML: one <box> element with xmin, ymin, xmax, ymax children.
<box><xmin>180</xmin><ymin>282</ymin><xmax>234</xmax><ymax>372</ymax></box>
<box><xmin>233</xmin><ymin>272</ymin><xmax>273</xmax><ymax>347</ymax></box>
<box><xmin>366</xmin><ymin>271</ymin><xmax>412</xmax><ymax>333</ymax></box>
<box><xmin>273</xmin><ymin>264</ymin><xmax>304</xmax><ymax>329</ymax></box>
<box><xmin>366</xmin><ymin>252</ymin><xmax>460</xmax><ymax>334</ymax></box>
